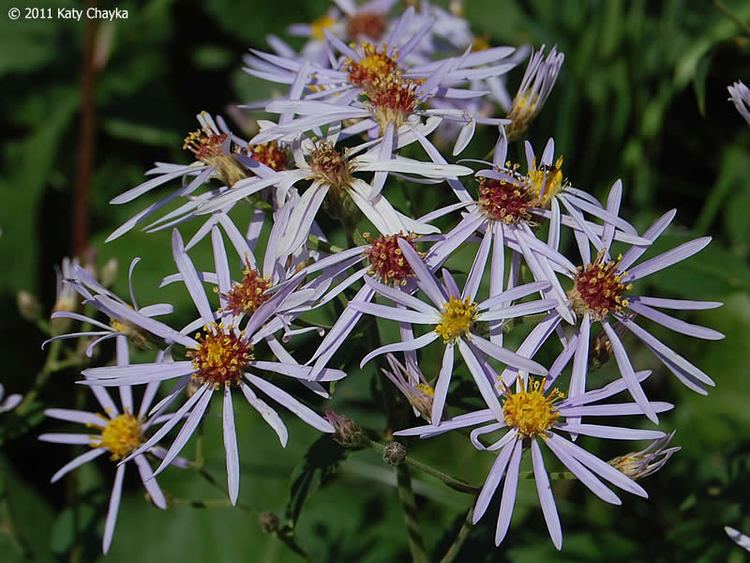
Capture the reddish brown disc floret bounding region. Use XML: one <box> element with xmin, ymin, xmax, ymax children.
<box><xmin>223</xmin><ymin>267</ymin><xmax>273</xmax><ymax>316</ymax></box>
<box><xmin>347</xmin><ymin>12</ymin><xmax>387</xmax><ymax>41</ymax></box>
<box><xmin>365</xmin><ymin>232</ymin><xmax>417</xmax><ymax>285</ymax></box>
<box><xmin>250</xmin><ymin>142</ymin><xmax>288</xmax><ymax>171</ymax></box>
<box><xmin>569</xmin><ymin>254</ymin><xmax>631</xmax><ymax>320</ymax></box>
<box><xmin>477</xmin><ymin>175</ymin><xmax>535</xmax><ymax>224</ymax></box>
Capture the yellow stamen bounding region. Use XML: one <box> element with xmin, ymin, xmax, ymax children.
<box><xmin>94</xmin><ymin>414</ymin><xmax>142</xmax><ymax>461</ymax></box>
<box><xmin>311</xmin><ymin>14</ymin><xmax>336</xmax><ymax>41</ymax></box>
<box><xmin>502</xmin><ymin>379</ymin><xmax>564</xmax><ymax>438</ymax></box>
<box><xmin>435</xmin><ymin>297</ymin><xmax>477</xmax><ymax>343</ymax></box>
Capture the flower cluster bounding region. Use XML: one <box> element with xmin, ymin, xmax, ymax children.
<box><xmin>38</xmin><ymin>1</ymin><xmax>728</xmax><ymax>555</ymax></box>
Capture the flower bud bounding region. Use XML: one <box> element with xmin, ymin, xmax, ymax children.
<box><xmin>382</xmin><ymin>441</ymin><xmax>406</xmax><ymax>466</ymax></box>
<box><xmin>324</xmin><ymin>409</ymin><xmax>365</xmax><ymax>448</ymax></box>
<box><xmin>17</xmin><ymin>291</ymin><xmax>41</xmax><ymax>322</ymax></box>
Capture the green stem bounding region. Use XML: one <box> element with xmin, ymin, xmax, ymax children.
<box><xmin>367</xmin><ymin>440</ymin><xmax>480</xmax><ymax>495</ymax></box>
<box><xmin>16</xmin><ymin>338</ymin><xmax>64</xmax><ymax>415</ymax></box>
<box><xmin>439</xmin><ymin>507</ymin><xmax>474</xmax><ymax>563</ymax></box>
<box><xmin>714</xmin><ymin>0</ymin><xmax>750</xmax><ymax>34</ymax></box>
<box><xmin>396</xmin><ymin>464</ymin><xmax>429</xmax><ymax>563</ymax></box>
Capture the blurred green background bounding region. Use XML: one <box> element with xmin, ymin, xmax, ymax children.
<box><xmin>1</xmin><ymin>0</ymin><xmax>750</xmax><ymax>561</ymax></box>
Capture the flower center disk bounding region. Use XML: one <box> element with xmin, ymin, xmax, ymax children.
<box><xmin>309</xmin><ymin>142</ymin><xmax>353</xmax><ymax>190</ymax></box>
<box><xmin>435</xmin><ymin>297</ymin><xmax>477</xmax><ymax>343</ymax></box>
<box><xmin>183</xmin><ymin>127</ymin><xmax>247</xmax><ymax>186</ymax></box>
<box><xmin>224</xmin><ymin>267</ymin><xmax>273</xmax><ymax>315</ymax></box>
<box><xmin>188</xmin><ymin>323</ymin><xmax>253</xmax><ymax>387</ymax></box>
<box><xmin>347</xmin><ymin>12</ymin><xmax>387</xmax><ymax>41</ymax></box>
<box><xmin>569</xmin><ymin>253</ymin><xmax>631</xmax><ymax>320</ymax></box>
<box><xmin>502</xmin><ymin>380</ymin><xmax>563</xmax><ymax>438</ymax></box>
<box><xmin>369</xmin><ymin>78</ymin><xmax>419</xmax><ymax>131</ymax></box>
<box><xmin>346</xmin><ymin>43</ymin><xmax>399</xmax><ymax>89</ymax></box>
<box><xmin>96</xmin><ymin>414</ymin><xmax>143</xmax><ymax>461</ymax></box>
<box><xmin>528</xmin><ymin>156</ymin><xmax>565</xmax><ymax>206</ymax></box>
<box><xmin>364</xmin><ymin>232</ymin><xmax>416</xmax><ymax>285</ymax></box>
<box><xmin>250</xmin><ymin>142</ymin><xmax>288</xmax><ymax>171</ymax></box>
<box><xmin>477</xmin><ymin>174</ymin><xmax>535</xmax><ymax>224</ymax></box>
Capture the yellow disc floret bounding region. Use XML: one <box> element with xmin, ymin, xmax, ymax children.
<box><xmin>95</xmin><ymin>414</ymin><xmax>143</xmax><ymax>461</ymax></box>
<box><xmin>502</xmin><ymin>379</ymin><xmax>564</xmax><ymax>438</ymax></box>
<box><xmin>188</xmin><ymin>323</ymin><xmax>253</xmax><ymax>387</ymax></box>
<box><xmin>528</xmin><ymin>155</ymin><xmax>565</xmax><ymax>206</ymax></box>
<box><xmin>311</xmin><ymin>14</ymin><xmax>336</xmax><ymax>40</ymax></box>
<box><xmin>435</xmin><ymin>297</ymin><xmax>477</xmax><ymax>343</ymax></box>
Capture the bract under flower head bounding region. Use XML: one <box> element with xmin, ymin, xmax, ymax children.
<box><xmin>502</xmin><ymin>379</ymin><xmax>564</xmax><ymax>438</ymax></box>
<box><xmin>188</xmin><ymin>324</ymin><xmax>253</xmax><ymax>387</ymax></box>
<box><xmin>95</xmin><ymin>414</ymin><xmax>143</xmax><ymax>461</ymax></box>
<box><xmin>569</xmin><ymin>251</ymin><xmax>631</xmax><ymax>320</ymax></box>
<box><xmin>364</xmin><ymin>232</ymin><xmax>417</xmax><ymax>285</ymax></box>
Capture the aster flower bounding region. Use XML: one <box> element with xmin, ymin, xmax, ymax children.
<box><xmin>728</xmin><ymin>81</ymin><xmax>750</xmax><ymax>126</ymax></box>
<box><xmin>352</xmin><ymin>232</ymin><xmax>556</xmax><ymax>424</ymax></box>
<box><xmin>533</xmin><ymin>206</ymin><xmax>723</xmax><ymax>423</ymax></box>
<box><xmin>252</xmin><ymin>39</ymin><xmax>514</xmax><ymax>160</ymax></box>
<box><xmin>396</xmin><ymin>375</ymin><xmax>671</xmax><ymax>549</ymax></box>
<box><xmin>424</xmin><ymin>142</ymin><xmax>649</xmax><ymax>330</ymax></box>
<box><xmin>39</xmin><ymin>340</ymin><xmax>180</xmax><ymax>553</ymax></box>
<box><xmin>52</xmin><ymin>257</ymin><xmax>81</xmax><ymax>315</ymax></box>
<box><xmin>0</xmin><ymin>384</ymin><xmax>22</xmax><ymax>414</ymax></box>
<box><xmin>81</xmin><ymin>230</ymin><xmax>345</xmax><ymax>504</ymax></box>
<box><xmin>608</xmin><ymin>430</ymin><xmax>679</xmax><ymax>479</ymax></box>
<box><xmin>505</xmin><ymin>45</ymin><xmax>564</xmax><ymax>140</ymax></box>
<box><xmin>43</xmin><ymin>258</ymin><xmax>174</xmax><ymax>356</ymax></box>
<box><xmin>197</xmin><ymin>135</ymin><xmax>470</xmax><ymax>256</ymax></box>
<box><xmin>106</xmin><ymin>112</ymin><xmax>285</xmax><ymax>241</ymax></box>
<box><xmin>381</xmin><ymin>353</ymin><xmax>434</xmax><ymax>422</ymax></box>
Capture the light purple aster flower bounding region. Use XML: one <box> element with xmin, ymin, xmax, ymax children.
<box><xmin>728</xmin><ymin>81</ymin><xmax>750</xmax><ymax>126</ymax></box>
<box><xmin>528</xmin><ymin>206</ymin><xmax>723</xmax><ymax>423</ymax></box>
<box><xmin>505</xmin><ymin>45</ymin><xmax>564</xmax><ymax>140</ymax></box>
<box><xmin>396</xmin><ymin>374</ymin><xmax>671</xmax><ymax>549</ymax></box>
<box><xmin>43</xmin><ymin>258</ymin><xmax>174</xmax><ymax>356</ymax></box>
<box><xmin>81</xmin><ymin>230</ymin><xmax>344</xmax><ymax>505</ymax></box>
<box><xmin>106</xmin><ymin>112</ymin><xmax>285</xmax><ymax>241</ymax></box>
<box><xmin>380</xmin><ymin>353</ymin><xmax>434</xmax><ymax>422</ymax></box>
<box><xmin>608</xmin><ymin>430</ymin><xmax>679</xmax><ymax>479</ymax></box>
<box><xmin>39</xmin><ymin>340</ymin><xmax>182</xmax><ymax>553</ymax></box>
<box><xmin>351</xmin><ymin>232</ymin><xmax>556</xmax><ymax>424</ymax></box>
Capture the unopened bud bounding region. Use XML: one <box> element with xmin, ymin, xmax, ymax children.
<box><xmin>258</xmin><ymin>511</ymin><xmax>279</xmax><ymax>534</ymax></box>
<box><xmin>17</xmin><ymin>291</ymin><xmax>41</xmax><ymax>322</ymax></box>
<box><xmin>324</xmin><ymin>409</ymin><xmax>364</xmax><ymax>448</ymax></box>
<box><xmin>382</xmin><ymin>441</ymin><xmax>406</xmax><ymax>466</ymax></box>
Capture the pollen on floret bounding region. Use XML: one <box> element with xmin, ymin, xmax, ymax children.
<box><xmin>110</xmin><ymin>318</ymin><xmax>152</xmax><ymax>350</ymax></box>
<box><xmin>364</xmin><ymin>232</ymin><xmax>417</xmax><ymax>285</ymax></box>
<box><xmin>188</xmin><ymin>323</ymin><xmax>253</xmax><ymax>387</ymax></box>
<box><xmin>94</xmin><ymin>414</ymin><xmax>143</xmax><ymax>461</ymax></box>
<box><xmin>568</xmin><ymin>251</ymin><xmax>632</xmax><ymax>320</ymax></box>
<box><xmin>183</xmin><ymin>125</ymin><xmax>247</xmax><ymax>186</ymax></box>
<box><xmin>222</xmin><ymin>265</ymin><xmax>273</xmax><ymax>315</ymax></box>
<box><xmin>527</xmin><ymin>156</ymin><xmax>565</xmax><ymax>206</ymax></box>
<box><xmin>309</xmin><ymin>141</ymin><xmax>353</xmax><ymax>190</ymax></box>
<box><xmin>347</xmin><ymin>12</ymin><xmax>387</xmax><ymax>41</ymax></box>
<box><xmin>346</xmin><ymin>43</ymin><xmax>399</xmax><ymax>89</ymax></box>
<box><xmin>502</xmin><ymin>379</ymin><xmax>564</xmax><ymax>438</ymax></box>
<box><xmin>506</xmin><ymin>93</ymin><xmax>543</xmax><ymax>141</ymax></box>
<box><xmin>249</xmin><ymin>142</ymin><xmax>288</xmax><ymax>171</ymax></box>
<box><xmin>477</xmin><ymin>173</ymin><xmax>536</xmax><ymax>224</ymax></box>
<box><xmin>435</xmin><ymin>297</ymin><xmax>478</xmax><ymax>343</ymax></box>
<box><xmin>310</xmin><ymin>14</ymin><xmax>336</xmax><ymax>40</ymax></box>
<box><xmin>368</xmin><ymin>77</ymin><xmax>420</xmax><ymax>131</ymax></box>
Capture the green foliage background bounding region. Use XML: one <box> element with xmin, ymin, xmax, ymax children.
<box><xmin>0</xmin><ymin>0</ymin><xmax>749</xmax><ymax>561</ymax></box>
